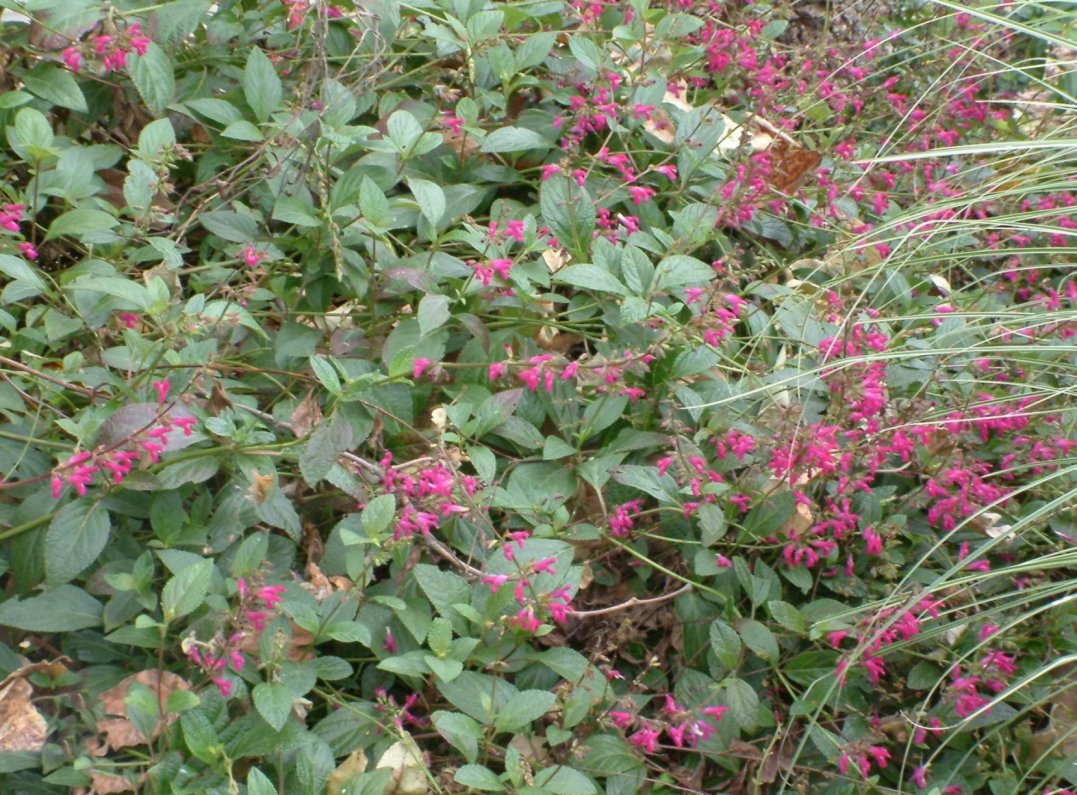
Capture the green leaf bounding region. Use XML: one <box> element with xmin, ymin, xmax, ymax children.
<box><xmin>724</xmin><ymin>677</ymin><xmax>760</xmax><ymax>730</ymax></box>
<box><xmin>543</xmin><ymin>436</ymin><xmax>576</xmax><ymax>460</ymax></box>
<box><xmin>653</xmin><ymin>255</ymin><xmax>715</xmax><ymax>290</ymax></box>
<box><xmin>0</xmin><ymin>253</ymin><xmax>47</xmax><ymax>293</ymax></box>
<box><xmin>309</xmin><ymin>355</ymin><xmax>342</xmax><ymax>395</ymax></box>
<box><xmin>45</xmin><ymin>500</ymin><xmax>111</xmax><ymax>585</ymax></box>
<box><xmin>247</xmin><ymin>767</ymin><xmax>276</xmax><ymax>795</ymax></box>
<box><xmin>386</xmin><ymin>109</ymin><xmax>423</xmax><ymax>152</ymax></box>
<box><xmin>455</xmin><ymin>765</ymin><xmax>504</xmax><ymax>791</ymax></box>
<box><xmin>417</xmin><ymin>294</ymin><xmax>451</xmax><ymax>336</ymax></box>
<box><xmin>360</xmin><ymin>494</ymin><xmax>396</xmax><ymax>538</ymax></box>
<box><xmin>408</xmin><ymin>177</ymin><xmax>446</xmax><ymax>227</ymax></box>
<box><xmin>540</xmin><ymin>175</ymin><xmax>595</xmax><ymax>260</ymax></box>
<box><xmin>253</xmin><ymin>682</ymin><xmax>294</xmax><ymax>731</ymax></box>
<box><xmin>494</xmin><ymin>690</ymin><xmax>556</xmax><ymax>733</ymax></box>
<box><xmin>13</xmin><ymin>107</ymin><xmax>54</xmax><ymax>155</ymax></box>
<box><xmin>767</xmin><ymin>601</ymin><xmax>806</xmax><ymax>634</ymax></box>
<box><xmin>414</xmin><ymin>564</ymin><xmax>471</xmax><ymax>615</ymax></box>
<box><xmin>66</xmin><ymin>275</ymin><xmax>150</xmax><ymax>311</ymax></box>
<box><xmin>200</xmin><ymin>210</ymin><xmax>259</xmax><ymax>243</ymax></box>
<box><xmin>533</xmin><ymin>766</ymin><xmax>597</xmax><ymax>795</ymax></box>
<box><xmin>299</xmin><ymin>412</ymin><xmax>354</xmax><ymax>485</ymax></box>
<box><xmin>709</xmin><ymin>619</ymin><xmax>742</xmax><ymax>669</ymax></box>
<box><xmin>181</xmin><ymin>710</ymin><xmax>221</xmax><ymax>764</ymax></box>
<box><xmin>738</xmin><ymin>619</ymin><xmax>779</xmax><ymax>662</ymax></box>
<box><xmin>432</xmin><ymin>711</ymin><xmax>483</xmax><ymax>763</ymax></box>
<box><xmin>130</xmin><ymin>43</ymin><xmax>175</xmax><ymax>116</ymax></box>
<box><xmin>427</xmin><ymin>616</ymin><xmax>453</xmax><ymax>657</ymax></box>
<box><xmin>244</xmin><ymin>47</ymin><xmax>283</xmax><ymax>122</ymax></box>
<box><xmin>480</xmin><ymin>126</ymin><xmax>551</xmax><ymax>153</ymax></box>
<box><xmin>162</xmin><ymin>558</ymin><xmax>213</xmax><ymax>622</ymax></box>
<box><xmin>0</xmin><ymin>585</ymin><xmax>102</xmax><ymax>631</ymax></box>
<box><xmin>555</xmin><ymin>264</ymin><xmax>630</xmax><ymax>297</ymax></box>
<box><xmin>22</xmin><ymin>64</ymin><xmax>87</xmax><ymax>112</ymax></box>
<box><xmin>425</xmin><ymin>656</ymin><xmax>464</xmax><ymax>682</ymax></box>
<box><xmin>46</xmin><ymin>209</ymin><xmax>118</xmax><ymax>242</ymax></box>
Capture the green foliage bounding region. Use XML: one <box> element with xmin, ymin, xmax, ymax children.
<box><xmin>0</xmin><ymin>0</ymin><xmax>1074</xmax><ymax>793</ymax></box>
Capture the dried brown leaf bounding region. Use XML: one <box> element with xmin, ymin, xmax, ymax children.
<box><xmin>291</xmin><ymin>391</ymin><xmax>323</xmax><ymax>438</ymax></box>
<box><xmin>0</xmin><ymin>677</ymin><xmax>48</xmax><ymax>752</ymax></box>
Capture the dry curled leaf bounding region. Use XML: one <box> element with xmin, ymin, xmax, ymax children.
<box><xmin>291</xmin><ymin>390</ymin><xmax>323</xmax><ymax>437</ymax></box>
<box><xmin>87</xmin><ymin>770</ymin><xmax>136</xmax><ymax>795</ymax></box>
<box><xmin>0</xmin><ymin>676</ymin><xmax>48</xmax><ymax>752</ymax></box>
<box><xmin>248</xmin><ymin>471</ymin><xmax>275</xmax><ymax>504</ymax></box>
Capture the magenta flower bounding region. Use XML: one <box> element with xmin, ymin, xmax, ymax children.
<box><xmin>411</xmin><ymin>358</ymin><xmax>434</xmax><ymax>379</ymax></box>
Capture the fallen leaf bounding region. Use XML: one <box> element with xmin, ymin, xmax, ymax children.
<box><xmin>98</xmin><ymin>670</ymin><xmax>190</xmax><ymax>750</ymax></box>
<box><xmin>327</xmin><ymin>748</ymin><xmax>368</xmax><ymax>795</ymax></box>
<box><xmin>0</xmin><ymin>676</ymin><xmax>48</xmax><ymax>752</ymax></box>
<box><xmin>291</xmin><ymin>391</ymin><xmax>323</xmax><ymax>437</ymax></box>
<box><xmin>88</xmin><ymin>770</ymin><xmax>136</xmax><ymax>794</ymax></box>
<box><xmin>377</xmin><ymin>735</ymin><xmax>429</xmax><ymax>795</ymax></box>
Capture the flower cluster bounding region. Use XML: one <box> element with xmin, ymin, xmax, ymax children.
<box><xmin>63</xmin><ymin>22</ymin><xmax>151</xmax><ymax>73</ymax></box>
<box><xmin>609</xmin><ymin>695</ymin><xmax>728</xmax><ymax>752</ymax></box>
<box><xmin>50</xmin><ymin>382</ymin><xmax>196</xmax><ymax>498</ymax></box>
<box><xmin>185</xmin><ymin>580</ymin><xmax>289</xmax><ymax>697</ymax></box>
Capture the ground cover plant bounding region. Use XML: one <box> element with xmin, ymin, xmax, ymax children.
<box><xmin>0</xmin><ymin>0</ymin><xmax>1074</xmax><ymax>792</ymax></box>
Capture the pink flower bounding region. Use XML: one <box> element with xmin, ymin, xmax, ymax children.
<box><xmin>627</xmin><ymin>186</ymin><xmax>656</xmax><ymax>204</ymax></box>
<box><xmin>715</xmin><ymin>554</ymin><xmax>733</xmax><ymax>568</ymax></box>
<box><xmin>627</xmin><ymin>726</ymin><xmax>660</xmax><ymax>753</ymax></box>
<box><xmin>412</xmin><ymin>358</ymin><xmax>434</xmax><ymax>379</ymax></box>
<box><xmin>910</xmin><ymin>764</ymin><xmax>928</xmax><ymax>788</ymax></box>
<box><xmin>117</xmin><ymin>312</ymin><xmax>140</xmax><ymax>329</ymax></box>
<box><xmin>62</xmin><ymin>47</ymin><xmax>82</xmax><ymax>72</ymax></box>
<box><xmin>242</xmin><ymin>246</ymin><xmax>266</xmax><ymax>267</ymax></box>
<box><xmin>256</xmin><ymin>585</ymin><xmax>287</xmax><ymax>607</ymax></box>
<box><xmin>482</xmin><ymin>574</ymin><xmax>509</xmax><ymax>593</ymax></box>
<box><xmin>213</xmin><ymin>677</ymin><xmax>233</xmax><ymax>698</ymax></box>
<box><xmin>384</xmin><ymin>628</ymin><xmax>398</xmax><ymax>653</ymax></box>
<box><xmin>442</xmin><ymin>114</ymin><xmax>464</xmax><ymax>135</ymax></box>
<box><xmin>540</xmin><ymin>164</ymin><xmax>561</xmax><ymax>181</ymax></box>
<box><xmin>609</xmin><ymin>710</ymin><xmax>634</xmax><ymax>729</ymax></box>
<box><xmin>17</xmin><ymin>242</ymin><xmax>38</xmax><ymax>260</ymax></box>
<box><xmin>532</xmin><ymin>557</ymin><xmax>557</xmax><ymax>575</ymax></box>
<box><xmin>152</xmin><ymin>379</ymin><xmax>170</xmax><ymax>403</ymax></box>
<box><xmin>655</xmin><ymin>164</ymin><xmax>678</xmax><ymax>180</ymax></box>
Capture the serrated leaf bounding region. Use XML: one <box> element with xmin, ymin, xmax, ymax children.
<box><xmin>540</xmin><ymin>175</ymin><xmax>595</xmax><ymax>260</ymax></box>
<box><xmin>709</xmin><ymin>620</ymin><xmax>742</xmax><ymax>669</ymax></box>
<box><xmin>45</xmin><ymin>500</ymin><xmax>111</xmax><ymax>585</ymax></box>
<box><xmin>22</xmin><ymin>64</ymin><xmax>87</xmax><ymax>112</ymax></box>
<box><xmin>432</xmin><ymin>711</ymin><xmax>483</xmax><ymax>763</ymax></box>
<box><xmin>738</xmin><ymin>619</ymin><xmax>779</xmax><ymax>662</ymax></box>
<box><xmin>414</xmin><ymin>564</ymin><xmax>471</xmax><ymax>615</ymax></box>
<box><xmin>360</xmin><ymin>494</ymin><xmax>396</xmax><ymax>537</ymax></box>
<box><xmin>767</xmin><ymin>600</ymin><xmax>805</xmax><ymax>634</ymax></box>
<box><xmin>724</xmin><ymin>677</ymin><xmax>759</xmax><ymax>730</ymax></box>
<box><xmin>253</xmin><ymin>682</ymin><xmax>294</xmax><ymax>731</ymax></box>
<box><xmin>299</xmin><ymin>412</ymin><xmax>354</xmax><ymax>485</ymax></box>
<box><xmin>408</xmin><ymin>177</ymin><xmax>445</xmax><ymax>227</ymax></box>
<box><xmin>653</xmin><ymin>254</ymin><xmax>714</xmax><ymax>290</ymax></box>
<box><xmin>130</xmin><ymin>43</ymin><xmax>175</xmax><ymax>116</ymax></box>
<box><xmin>162</xmin><ymin>558</ymin><xmax>213</xmax><ymax>622</ymax></box>
<box><xmin>0</xmin><ymin>585</ymin><xmax>102</xmax><ymax>631</ymax></box>
<box><xmin>555</xmin><ymin>264</ymin><xmax>630</xmax><ymax>297</ymax></box>
<box><xmin>494</xmin><ymin>690</ymin><xmax>555</xmax><ymax>733</ymax></box>
<box><xmin>417</xmin><ymin>294</ymin><xmax>451</xmax><ymax>336</ymax></box>
<box><xmin>244</xmin><ymin>47</ymin><xmax>282</xmax><ymax>122</ymax></box>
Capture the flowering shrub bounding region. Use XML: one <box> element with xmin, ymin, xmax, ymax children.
<box><xmin>0</xmin><ymin>0</ymin><xmax>1074</xmax><ymax>793</ymax></box>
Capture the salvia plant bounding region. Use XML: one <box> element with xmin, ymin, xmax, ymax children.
<box><xmin>0</xmin><ymin>0</ymin><xmax>1073</xmax><ymax>793</ymax></box>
